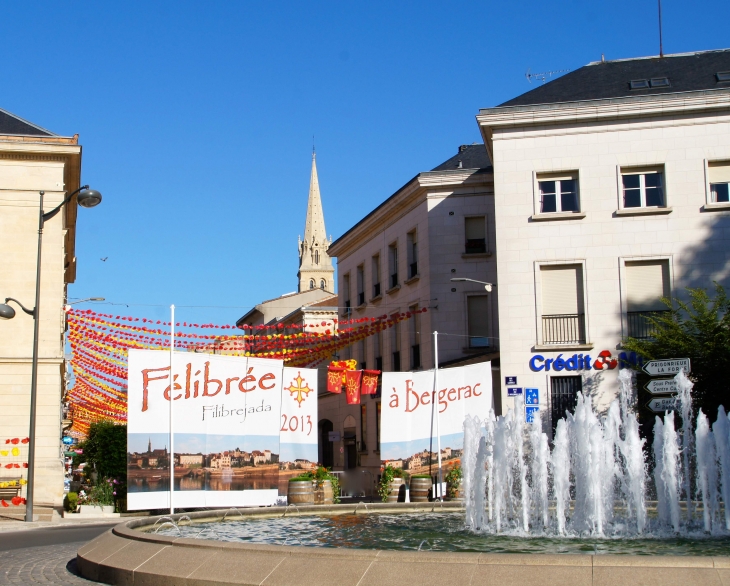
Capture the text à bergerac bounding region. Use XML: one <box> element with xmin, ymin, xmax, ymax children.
<box><xmin>389</xmin><ymin>379</ymin><xmax>482</xmax><ymax>414</ymax></box>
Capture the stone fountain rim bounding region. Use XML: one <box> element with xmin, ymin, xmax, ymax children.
<box><xmin>76</xmin><ymin>503</ymin><xmax>730</xmax><ymax>586</ymax></box>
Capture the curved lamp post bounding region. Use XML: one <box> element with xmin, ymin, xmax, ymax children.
<box><xmin>450</xmin><ymin>277</ymin><xmax>495</xmax><ymax>292</ymax></box>
<box><xmin>0</xmin><ymin>186</ymin><xmax>101</xmax><ymax>522</ymax></box>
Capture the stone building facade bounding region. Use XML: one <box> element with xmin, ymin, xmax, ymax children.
<box><xmin>0</xmin><ymin>108</ymin><xmax>86</xmax><ymax>509</ymax></box>
<box><xmin>477</xmin><ymin>49</ymin><xmax>730</xmax><ymax>432</ymax></box>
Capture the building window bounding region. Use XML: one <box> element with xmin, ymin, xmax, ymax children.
<box><xmin>360</xmin><ymin>404</ymin><xmax>367</xmax><ymax>452</ymax></box>
<box><xmin>538</xmin><ymin>176</ymin><xmax>579</xmax><ymax>213</ymax></box>
<box><xmin>540</xmin><ymin>264</ymin><xmax>586</xmax><ymax>345</ymax></box>
<box><xmin>407</xmin><ymin>230</ymin><xmax>418</xmax><ymax>279</ymax></box>
<box><xmin>467</xmin><ymin>296</ymin><xmax>490</xmax><ymax>348</ymax></box>
<box><xmin>391</xmin><ymin>320</ymin><xmax>401</xmax><ymax>371</ymax></box>
<box><xmin>388</xmin><ymin>242</ymin><xmax>399</xmax><ymax>289</ymax></box>
<box><xmin>375</xmin><ymin>402</ymin><xmax>381</xmax><ymax>452</ymax></box>
<box><xmin>409</xmin><ymin>304</ymin><xmax>421</xmax><ymax>369</ymax></box>
<box><xmin>343</xmin><ymin>274</ymin><xmax>351</xmax><ymax>314</ymax></box>
<box><xmin>357</xmin><ymin>264</ymin><xmax>365</xmax><ymax>306</ymax></box>
<box><xmin>550</xmin><ymin>376</ymin><xmax>582</xmax><ymax>436</ymax></box>
<box><xmin>465</xmin><ymin>216</ymin><xmax>487</xmax><ymax>253</ymax></box>
<box><xmin>309</xmin><ymin>279</ymin><xmax>315</xmax><ymax>289</ymax></box>
<box><xmin>625</xmin><ymin>260</ymin><xmax>670</xmax><ymax>340</ymax></box>
<box><xmin>320</xmin><ymin>279</ymin><xmax>326</xmax><ymax>290</ymax></box>
<box><xmin>622</xmin><ymin>167</ymin><xmax>665</xmax><ymax>208</ymax></box>
<box><xmin>372</xmin><ymin>254</ymin><xmax>381</xmax><ymax>298</ymax></box>
<box><xmin>374</xmin><ymin>330</ymin><xmax>382</xmax><ymax>372</ymax></box>
<box><xmin>709</xmin><ymin>161</ymin><xmax>730</xmax><ymax>203</ymax></box>
<box><xmin>314</xmin><ymin>249</ymin><xmax>320</xmax><ymax>264</ymax></box>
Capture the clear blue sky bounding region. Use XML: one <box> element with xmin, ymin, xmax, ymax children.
<box><xmin>2</xmin><ymin>1</ymin><xmax>728</xmax><ymax>326</ymax></box>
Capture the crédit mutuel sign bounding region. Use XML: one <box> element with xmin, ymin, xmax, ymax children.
<box><xmin>529</xmin><ymin>350</ymin><xmax>625</xmax><ymax>372</ymax></box>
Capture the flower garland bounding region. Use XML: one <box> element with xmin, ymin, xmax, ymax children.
<box><xmin>66</xmin><ymin>307</ymin><xmax>426</xmax><ymax>437</ymax></box>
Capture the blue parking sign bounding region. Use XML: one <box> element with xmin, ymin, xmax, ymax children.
<box><xmin>525</xmin><ymin>406</ymin><xmax>539</xmax><ymax>423</ymax></box>
<box><xmin>525</xmin><ymin>388</ymin><xmax>539</xmax><ymax>405</ymax></box>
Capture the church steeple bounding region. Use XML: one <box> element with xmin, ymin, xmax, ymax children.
<box><xmin>298</xmin><ymin>151</ymin><xmax>334</xmax><ymax>292</ymax></box>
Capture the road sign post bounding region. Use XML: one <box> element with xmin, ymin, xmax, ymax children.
<box><xmin>642</xmin><ymin>358</ymin><xmax>690</xmax><ymax>376</ymax></box>
<box><xmin>644</xmin><ymin>378</ymin><xmax>679</xmax><ymax>395</ymax></box>
<box><xmin>647</xmin><ymin>396</ymin><xmax>678</xmax><ymax>413</ymax></box>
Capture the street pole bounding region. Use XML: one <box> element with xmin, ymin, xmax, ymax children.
<box><xmin>170</xmin><ymin>304</ymin><xmax>175</xmax><ymax>516</ymax></box>
<box><xmin>434</xmin><ymin>331</ymin><xmax>443</xmax><ymax>500</ymax></box>
<box><xmin>25</xmin><ymin>191</ymin><xmax>46</xmax><ymax>523</ymax></box>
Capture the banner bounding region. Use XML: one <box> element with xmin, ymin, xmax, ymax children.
<box><xmin>380</xmin><ymin>362</ymin><xmax>492</xmax><ymax>473</ymax></box>
<box><xmin>127</xmin><ymin>350</ymin><xmax>317</xmax><ymax>510</ymax></box>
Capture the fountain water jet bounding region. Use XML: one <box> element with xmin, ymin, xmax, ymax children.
<box><xmin>464</xmin><ymin>369</ymin><xmax>730</xmax><ymax>537</ymax></box>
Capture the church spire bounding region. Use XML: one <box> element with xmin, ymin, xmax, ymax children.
<box><xmin>304</xmin><ymin>152</ymin><xmax>327</xmax><ymax>243</ymax></box>
<box><xmin>298</xmin><ymin>151</ymin><xmax>334</xmax><ymax>292</ymax></box>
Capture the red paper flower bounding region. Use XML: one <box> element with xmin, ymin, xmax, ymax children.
<box><xmin>1</xmin><ymin>500</ymin><xmax>8</xmax><ymax>507</ymax></box>
<box><xmin>11</xmin><ymin>497</ymin><xmax>21</xmax><ymax>506</ymax></box>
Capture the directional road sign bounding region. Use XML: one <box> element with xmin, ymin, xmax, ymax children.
<box><xmin>645</xmin><ymin>378</ymin><xmax>679</xmax><ymax>395</ymax></box>
<box><xmin>525</xmin><ymin>388</ymin><xmax>539</xmax><ymax>405</ymax></box>
<box><xmin>642</xmin><ymin>358</ymin><xmax>690</xmax><ymax>376</ymax></box>
<box><xmin>507</xmin><ymin>387</ymin><xmax>523</xmax><ymax>396</ymax></box>
<box><xmin>646</xmin><ymin>396</ymin><xmax>678</xmax><ymax>413</ymax></box>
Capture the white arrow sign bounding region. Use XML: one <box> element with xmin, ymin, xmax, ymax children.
<box><xmin>645</xmin><ymin>378</ymin><xmax>679</xmax><ymax>395</ymax></box>
<box><xmin>642</xmin><ymin>358</ymin><xmax>690</xmax><ymax>376</ymax></box>
<box><xmin>647</xmin><ymin>396</ymin><xmax>678</xmax><ymax>413</ymax></box>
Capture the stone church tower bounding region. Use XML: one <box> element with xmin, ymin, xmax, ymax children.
<box><xmin>298</xmin><ymin>152</ymin><xmax>334</xmax><ymax>292</ymax></box>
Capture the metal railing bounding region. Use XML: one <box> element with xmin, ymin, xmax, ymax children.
<box><xmin>541</xmin><ymin>314</ymin><xmax>586</xmax><ymax>345</ymax></box>
<box><xmin>627</xmin><ymin>310</ymin><xmax>670</xmax><ymax>340</ymax></box>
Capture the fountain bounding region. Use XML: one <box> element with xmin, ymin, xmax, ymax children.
<box><xmin>76</xmin><ymin>369</ymin><xmax>730</xmax><ymax>585</ymax></box>
<box><xmin>463</xmin><ymin>369</ymin><xmax>730</xmax><ymax>537</ymax></box>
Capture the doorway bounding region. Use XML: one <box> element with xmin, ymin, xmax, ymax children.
<box><xmin>319</xmin><ymin>419</ymin><xmax>334</xmax><ymax>468</ymax></box>
<box><xmin>550</xmin><ymin>376</ymin><xmax>582</xmax><ymax>436</ymax></box>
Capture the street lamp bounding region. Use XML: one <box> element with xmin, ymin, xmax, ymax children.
<box><xmin>65</xmin><ymin>297</ymin><xmax>105</xmax><ymax>310</ymax></box>
<box><xmin>450</xmin><ymin>277</ymin><xmax>495</xmax><ymax>292</ymax></box>
<box><xmin>0</xmin><ymin>185</ymin><xmax>101</xmax><ymax>522</ymax></box>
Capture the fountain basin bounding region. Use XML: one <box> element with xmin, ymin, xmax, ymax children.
<box><xmin>77</xmin><ymin>504</ymin><xmax>730</xmax><ymax>586</ymax></box>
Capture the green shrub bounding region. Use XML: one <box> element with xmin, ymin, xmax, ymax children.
<box><xmin>64</xmin><ymin>492</ymin><xmax>78</xmax><ymax>512</ymax></box>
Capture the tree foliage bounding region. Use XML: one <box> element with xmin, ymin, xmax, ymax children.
<box><xmin>623</xmin><ymin>284</ymin><xmax>730</xmax><ymax>418</ymax></box>
<box><xmin>73</xmin><ymin>421</ymin><xmax>127</xmax><ymax>481</ymax></box>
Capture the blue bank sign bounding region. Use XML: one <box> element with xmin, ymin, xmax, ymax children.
<box><xmin>529</xmin><ymin>350</ymin><xmax>643</xmax><ymax>372</ymax></box>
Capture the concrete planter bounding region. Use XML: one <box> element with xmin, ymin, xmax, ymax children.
<box><xmin>79</xmin><ymin>504</ymin><xmax>114</xmax><ymax>515</ymax></box>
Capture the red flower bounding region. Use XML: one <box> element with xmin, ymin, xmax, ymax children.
<box><xmin>1</xmin><ymin>500</ymin><xmax>7</xmax><ymax>507</ymax></box>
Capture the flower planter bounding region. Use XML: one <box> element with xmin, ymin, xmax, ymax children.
<box><xmin>78</xmin><ymin>505</ymin><xmax>115</xmax><ymax>515</ymax></box>
<box><xmin>409</xmin><ymin>477</ymin><xmax>432</xmax><ymax>502</ymax></box>
<box><xmin>287</xmin><ymin>480</ymin><xmax>314</xmax><ymax>505</ymax></box>
<box><xmin>386</xmin><ymin>478</ymin><xmax>405</xmax><ymax>503</ymax></box>
<box><xmin>445</xmin><ymin>483</ymin><xmax>463</xmax><ymax>502</ymax></box>
<box><xmin>314</xmin><ymin>480</ymin><xmax>333</xmax><ymax>505</ymax></box>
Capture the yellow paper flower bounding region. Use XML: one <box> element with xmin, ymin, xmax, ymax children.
<box><xmin>11</xmin><ymin>447</ymin><xmax>19</xmax><ymax>457</ymax></box>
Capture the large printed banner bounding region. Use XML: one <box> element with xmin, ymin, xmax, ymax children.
<box><xmin>381</xmin><ymin>362</ymin><xmax>492</xmax><ymax>472</ymax></box>
<box><xmin>127</xmin><ymin>349</ymin><xmax>317</xmax><ymax>510</ymax></box>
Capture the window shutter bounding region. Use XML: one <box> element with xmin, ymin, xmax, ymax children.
<box><xmin>541</xmin><ymin>265</ymin><xmax>583</xmax><ymax>315</ymax></box>
<box><xmin>465</xmin><ymin>217</ymin><xmax>485</xmax><ymax>240</ymax></box>
<box><xmin>467</xmin><ymin>296</ymin><xmax>490</xmax><ymax>344</ymax></box>
<box><xmin>625</xmin><ymin>261</ymin><xmax>669</xmax><ymax>311</ymax></box>
<box><xmin>709</xmin><ymin>162</ymin><xmax>730</xmax><ymax>183</ymax></box>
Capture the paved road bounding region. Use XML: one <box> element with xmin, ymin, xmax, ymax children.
<box><xmin>0</xmin><ymin>523</ymin><xmax>118</xmax><ymax>585</ymax></box>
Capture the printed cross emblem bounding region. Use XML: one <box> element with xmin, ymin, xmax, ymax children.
<box><xmin>287</xmin><ymin>372</ymin><xmax>312</xmax><ymax>407</ymax></box>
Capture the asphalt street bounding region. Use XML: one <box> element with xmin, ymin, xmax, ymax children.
<box><xmin>0</xmin><ymin>522</ymin><xmax>118</xmax><ymax>585</ymax></box>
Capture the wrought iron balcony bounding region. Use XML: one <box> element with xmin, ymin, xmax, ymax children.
<box><xmin>626</xmin><ymin>310</ymin><xmax>670</xmax><ymax>340</ymax></box>
<box><xmin>541</xmin><ymin>313</ymin><xmax>586</xmax><ymax>345</ymax></box>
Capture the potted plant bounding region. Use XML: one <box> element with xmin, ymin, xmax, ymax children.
<box><xmin>78</xmin><ymin>477</ymin><xmax>115</xmax><ymax>514</ymax></box>
<box><xmin>445</xmin><ymin>463</ymin><xmax>463</xmax><ymax>501</ymax></box>
<box><xmin>312</xmin><ymin>466</ymin><xmax>341</xmax><ymax>505</ymax></box>
<box><xmin>378</xmin><ymin>464</ymin><xmax>407</xmax><ymax>502</ymax></box>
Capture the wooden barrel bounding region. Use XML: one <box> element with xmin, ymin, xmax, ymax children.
<box><xmin>386</xmin><ymin>478</ymin><xmax>404</xmax><ymax>503</ymax></box>
<box><xmin>314</xmin><ymin>480</ymin><xmax>333</xmax><ymax>505</ymax></box>
<box><xmin>409</xmin><ymin>477</ymin><xmax>432</xmax><ymax>502</ymax></box>
<box><xmin>445</xmin><ymin>485</ymin><xmax>463</xmax><ymax>502</ymax></box>
<box><xmin>288</xmin><ymin>480</ymin><xmax>314</xmax><ymax>505</ymax></box>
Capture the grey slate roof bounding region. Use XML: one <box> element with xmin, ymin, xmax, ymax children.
<box><xmin>498</xmin><ymin>49</ymin><xmax>730</xmax><ymax>108</ymax></box>
<box><xmin>430</xmin><ymin>143</ymin><xmax>491</xmax><ymax>171</ymax></box>
<box><xmin>0</xmin><ymin>107</ymin><xmax>56</xmax><ymax>136</ymax></box>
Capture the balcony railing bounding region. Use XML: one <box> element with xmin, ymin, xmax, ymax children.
<box><xmin>627</xmin><ymin>310</ymin><xmax>670</xmax><ymax>340</ymax></box>
<box><xmin>541</xmin><ymin>314</ymin><xmax>586</xmax><ymax>345</ymax></box>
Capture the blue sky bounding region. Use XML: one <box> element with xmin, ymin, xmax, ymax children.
<box><xmin>128</xmin><ymin>433</ymin><xmax>279</xmax><ymax>454</ymax></box>
<box><xmin>381</xmin><ymin>432</ymin><xmax>463</xmax><ymax>461</ymax></box>
<box><xmin>2</xmin><ymin>1</ymin><xmax>728</xmax><ymax>326</ymax></box>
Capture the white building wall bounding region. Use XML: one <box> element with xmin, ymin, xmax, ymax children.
<box><xmin>486</xmin><ymin>104</ymin><xmax>730</xmax><ymax>425</ymax></box>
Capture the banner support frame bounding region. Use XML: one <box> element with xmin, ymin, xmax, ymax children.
<box><xmin>169</xmin><ymin>304</ymin><xmax>175</xmax><ymax>515</ymax></box>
